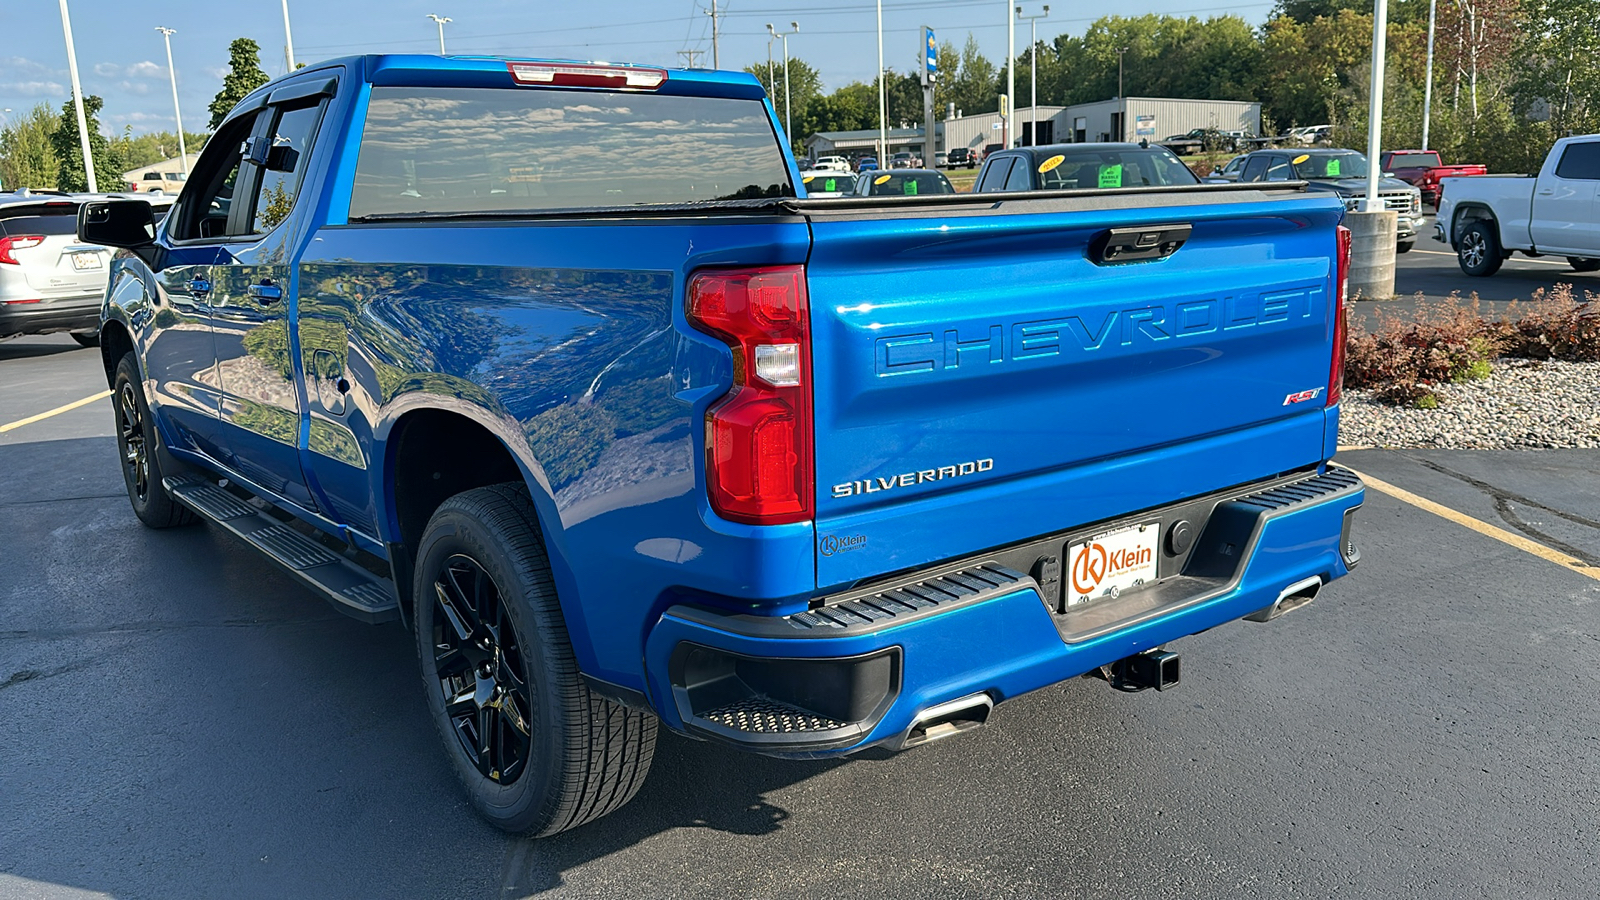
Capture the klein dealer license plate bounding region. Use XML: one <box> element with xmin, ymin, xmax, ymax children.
<box><xmin>1066</xmin><ymin>521</ymin><xmax>1159</xmax><ymax>607</ymax></box>
<box><xmin>71</xmin><ymin>252</ymin><xmax>101</xmax><ymax>270</ymax></box>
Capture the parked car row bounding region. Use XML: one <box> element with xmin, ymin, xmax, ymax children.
<box><xmin>0</xmin><ymin>189</ymin><xmax>175</xmax><ymax>344</ymax></box>
<box><xmin>800</xmin><ymin>168</ymin><xmax>956</xmax><ymax>198</ymax></box>
<box><xmin>1204</xmin><ymin>148</ymin><xmax>1421</xmax><ymax>253</ymax></box>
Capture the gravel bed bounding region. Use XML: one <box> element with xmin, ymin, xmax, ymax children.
<box><xmin>1339</xmin><ymin>358</ymin><xmax>1600</xmax><ymax>449</ymax></box>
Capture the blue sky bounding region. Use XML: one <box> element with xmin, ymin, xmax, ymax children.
<box><xmin>2</xmin><ymin>0</ymin><xmax>1276</xmax><ymax>136</ymax></box>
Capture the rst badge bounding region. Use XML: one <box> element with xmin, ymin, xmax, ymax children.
<box><xmin>1283</xmin><ymin>387</ymin><xmax>1325</xmax><ymax>405</ymax></box>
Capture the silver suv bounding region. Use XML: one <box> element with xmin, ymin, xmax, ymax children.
<box><xmin>0</xmin><ymin>191</ymin><xmax>170</xmax><ymax>346</ymax></box>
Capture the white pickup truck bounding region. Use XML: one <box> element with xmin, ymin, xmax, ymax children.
<box><xmin>1435</xmin><ymin>134</ymin><xmax>1600</xmax><ymax>276</ymax></box>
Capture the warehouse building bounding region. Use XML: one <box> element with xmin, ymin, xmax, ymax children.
<box><xmin>1061</xmin><ymin>98</ymin><xmax>1260</xmax><ymax>144</ymax></box>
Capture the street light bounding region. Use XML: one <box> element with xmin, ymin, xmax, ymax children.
<box><xmin>1006</xmin><ymin>0</ymin><xmax>1015</xmax><ymax>148</ymax></box>
<box><xmin>156</xmin><ymin>27</ymin><xmax>189</xmax><ymax>176</ymax></box>
<box><xmin>1421</xmin><ymin>0</ymin><xmax>1437</xmax><ymax>151</ymax></box>
<box><xmin>876</xmin><ymin>0</ymin><xmax>886</xmax><ymax>163</ymax></box>
<box><xmin>282</xmin><ymin>0</ymin><xmax>296</xmax><ymax>71</ymax></box>
<box><xmin>1016</xmin><ymin>5</ymin><xmax>1048</xmax><ymax>146</ymax></box>
<box><xmin>1116</xmin><ymin>46</ymin><xmax>1129</xmax><ymax>99</ymax></box>
<box><xmin>427</xmin><ymin>14</ymin><xmax>452</xmax><ymax>56</ymax></box>
<box><xmin>57</xmin><ymin>0</ymin><xmax>96</xmax><ymax>192</ymax></box>
<box><xmin>766</xmin><ymin>22</ymin><xmax>799</xmax><ymax>146</ymax></box>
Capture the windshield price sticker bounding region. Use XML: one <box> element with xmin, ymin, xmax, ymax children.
<box><xmin>1038</xmin><ymin>154</ymin><xmax>1065</xmax><ymax>174</ymax></box>
<box><xmin>1098</xmin><ymin>164</ymin><xmax>1123</xmax><ymax>188</ymax></box>
<box><xmin>1067</xmin><ymin>521</ymin><xmax>1158</xmax><ymax>606</ymax></box>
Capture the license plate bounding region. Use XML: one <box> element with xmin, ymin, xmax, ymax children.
<box><xmin>72</xmin><ymin>252</ymin><xmax>102</xmax><ymax>270</ymax></box>
<box><xmin>1066</xmin><ymin>521</ymin><xmax>1159</xmax><ymax>607</ymax></box>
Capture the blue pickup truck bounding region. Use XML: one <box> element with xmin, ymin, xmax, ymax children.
<box><xmin>79</xmin><ymin>55</ymin><xmax>1363</xmax><ymax>836</ymax></box>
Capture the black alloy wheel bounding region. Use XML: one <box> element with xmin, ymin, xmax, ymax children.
<box><xmin>112</xmin><ymin>352</ymin><xmax>195</xmax><ymax>528</ymax></box>
<box><xmin>413</xmin><ymin>484</ymin><xmax>656</xmax><ymax>836</ymax></box>
<box><xmin>429</xmin><ymin>554</ymin><xmax>534</xmax><ymax>786</ymax></box>
<box><xmin>117</xmin><ymin>379</ymin><xmax>150</xmax><ymax>504</ymax></box>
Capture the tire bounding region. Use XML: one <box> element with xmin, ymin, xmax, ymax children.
<box><xmin>414</xmin><ymin>484</ymin><xmax>657</xmax><ymax>836</ymax></box>
<box><xmin>1396</xmin><ymin>240</ymin><xmax>1414</xmax><ymax>255</ymax></box>
<box><xmin>1568</xmin><ymin>257</ymin><xmax>1600</xmax><ymax>273</ymax></box>
<box><xmin>70</xmin><ymin>331</ymin><xmax>100</xmax><ymax>347</ymax></box>
<box><xmin>112</xmin><ymin>352</ymin><xmax>197</xmax><ymax>529</ymax></box>
<box><xmin>1456</xmin><ymin>220</ymin><xmax>1503</xmax><ymax>276</ymax></box>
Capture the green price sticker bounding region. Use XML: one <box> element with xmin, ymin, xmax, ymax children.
<box><xmin>905</xmin><ymin>179</ymin><xmax>919</xmax><ymax>195</ymax></box>
<box><xmin>1326</xmin><ymin>158</ymin><xmax>1342</xmax><ymax>176</ymax></box>
<box><xmin>825</xmin><ymin>178</ymin><xmax>838</xmax><ymax>191</ymax></box>
<box><xmin>1098</xmin><ymin>164</ymin><xmax>1124</xmax><ymax>188</ymax></box>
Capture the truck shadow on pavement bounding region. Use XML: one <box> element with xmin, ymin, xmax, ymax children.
<box><xmin>0</xmin><ymin>337</ymin><xmax>94</xmax><ymax>362</ymax></box>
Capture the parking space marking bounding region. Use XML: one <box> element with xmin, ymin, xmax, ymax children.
<box><xmin>0</xmin><ymin>390</ymin><xmax>112</xmax><ymax>434</ymax></box>
<box><xmin>1409</xmin><ymin>248</ymin><xmax>1575</xmax><ymax>268</ymax></box>
<box><xmin>1351</xmin><ymin>468</ymin><xmax>1600</xmax><ymax>582</ymax></box>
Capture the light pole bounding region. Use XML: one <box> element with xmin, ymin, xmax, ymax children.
<box><xmin>1421</xmin><ymin>0</ymin><xmax>1436</xmax><ymax>151</ymax></box>
<box><xmin>1017</xmin><ymin>5</ymin><xmax>1048</xmax><ymax>145</ymax></box>
<box><xmin>282</xmin><ymin>0</ymin><xmax>296</xmax><ymax>70</ymax></box>
<box><xmin>1006</xmin><ymin>0</ymin><xmax>1015</xmax><ymax>147</ymax></box>
<box><xmin>156</xmin><ymin>28</ymin><xmax>189</xmax><ymax>176</ymax></box>
<box><xmin>876</xmin><ymin>0</ymin><xmax>886</xmax><ymax>164</ymax></box>
<box><xmin>1116</xmin><ymin>46</ymin><xmax>1129</xmax><ymax>99</ymax></box>
<box><xmin>767</xmin><ymin>22</ymin><xmax>799</xmax><ymax>146</ymax></box>
<box><xmin>1363</xmin><ymin>0</ymin><xmax>1388</xmax><ymax>212</ymax></box>
<box><xmin>57</xmin><ymin>0</ymin><xmax>96</xmax><ymax>193</ymax></box>
<box><xmin>427</xmin><ymin>14</ymin><xmax>452</xmax><ymax>56</ymax></box>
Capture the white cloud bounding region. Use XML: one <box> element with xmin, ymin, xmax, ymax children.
<box><xmin>126</xmin><ymin>61</ymin><xmax>165</xmax><ymax>79</ymax></box>
<box><xmin>116</xmin><ymin>80</ymin><xmax>155</xmax><ymax>96</ymax></box>
<box><xmin>0</xmin><ymin>80</ymin><xmax>66</xmax><ymax>97</ymax></box>
<box><xmin>94</xmin><ymin>62</ymin><xmax>120</xmax><ymax>77</ymax></box>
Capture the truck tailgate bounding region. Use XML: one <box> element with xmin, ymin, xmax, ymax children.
<box><xmin>804</xmin><ymin>190</ymin><xmax>1346</xmax><ymax>585</ymax></box>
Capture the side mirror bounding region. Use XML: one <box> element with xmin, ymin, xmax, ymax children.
<box><xmin>78</xmin><ymin>198</ymin><xmax>156</xmax><ymax>249</ymax></box>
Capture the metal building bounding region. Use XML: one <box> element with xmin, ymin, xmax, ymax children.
<box><xmin>1062</xmin><ymin>98</ymin><xmax>1260</xmax><ymax>144</ymax></box>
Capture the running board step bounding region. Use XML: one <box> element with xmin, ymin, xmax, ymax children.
<box><xmin>163</xmin><ymin>474</ymin><xmax>399</xmax><ymax>624</ymax></box>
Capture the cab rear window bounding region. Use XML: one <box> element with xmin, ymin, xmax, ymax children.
<box><xmin>349</xmin><ymin>87</ymin><xmax>793</xmax><ymax>217</ymax></box>
<box><xmin>1033</xmin><ymin>149</ymin><xmax>1198</xmax><ymax>190</ymax></box>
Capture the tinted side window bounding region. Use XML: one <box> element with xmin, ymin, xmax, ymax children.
<box><xmin>1003</xmin><ymin>158</ymin><xmax>1032</xmax><ymax>191</ymax></box>
<box><xmin>1240</xmin><ymin>157</ymin><xmax>1269</xmax><ymax>183</ymax></box>
<box><xmin>170</xmin><ymin>114</ymin><xmax>258</xmax><ymax>241</ymax></box>
<box><xmin>1265</xmin><ymin>157</ymin><xmax>1294</xmax><ymax>181</ymax></box>
<box><xmin>977</xmin><ymin>157</ymin><xmax>1015</xmax><ymax>192</ymax></box>
<box><xmin>1555</xmin><ymin>142</ymin><xmax>1600</xmax><ymax>180</ymax></box>
<box><xmin>251</xmin><ymin>101</ymin><xmax>326</xmax><ymax>233</ymax></box>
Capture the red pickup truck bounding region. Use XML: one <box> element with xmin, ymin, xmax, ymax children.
<box><xmin>1380</xmin><ymin>150</ymin><xmax>1487</xmax><ymax>206</ymax></box>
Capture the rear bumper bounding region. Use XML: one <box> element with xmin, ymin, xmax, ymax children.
<box><xmin>0</xmin><ymin>294</ymin><xmax>100</xmax><ymax>337</ymax></box>
<box><xmin>643</xmin><ymin>465</ymin><xmax>1364</xmax><ymax>758</ymax></box>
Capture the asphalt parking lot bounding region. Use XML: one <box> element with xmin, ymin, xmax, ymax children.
<box><xmin>4</xmin><ymin>332</ymin><xmax>1600</xmax><ymax>899</ymax></box>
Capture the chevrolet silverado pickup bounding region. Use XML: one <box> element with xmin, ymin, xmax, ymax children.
<box><xmin>78</xmin><ymin>55</ymin><xmax>1364</xmax><ymax>836</ymax></box>
<box><xmin>1435</xmin><ymin>134</ymin><xmax>1600</xmax><ymax>276</ymax></box>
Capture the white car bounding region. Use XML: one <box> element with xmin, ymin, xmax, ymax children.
<box><xmin>811</xmin><ymin>155</ymin><xmax>851</xmax><ymax>173</ymax></box>
<box><xmin>798</xmin><ymin>169</ymin><xmax>855</xmax><ymax>198</ymax></box>
<box><xmin>1435</xmin><ymin>133</ymin><xmax>1600</xmax><ymax>276</ymax></box>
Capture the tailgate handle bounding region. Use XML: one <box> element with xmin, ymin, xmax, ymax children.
<box><xmin>1090</xmin><ymin>223</ymin><xmax>1192</xmax><ymax>265</ymax></box>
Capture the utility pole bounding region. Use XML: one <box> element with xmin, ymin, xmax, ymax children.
<box><xmin>1017</xmin><ymin>5</ymin><xmax>1048</xmax><ymax>145</ymax></box>
<box><xmin>707</xmin><ymin>0</ymin><xmax>720</xmax><ymax>70</ymax></box>
<box><xmin>876</xmin><ymin>0</ymin><xmax>886</xmax><ymax>163</ymax></box>
<box><xmin>1421</xmin><ymin>0</ymin><xmax>1437</xmax><ymax>151</ymax></box>
<box><xmin>766</xmin><ymin>32</ymin><xmax>775</xmax><ymax>97</ymax></box>
<box><xmin>1363</xmin><ymin>0</ymin><xmax>1388</xmax><ymax>212</ymax></box>
<box><xmin>57</xmin><ymin>0</ymin><xmax>96</xmax><ymax>193</ymax></box>
<box><xmin>1006</xmin><ymin>0</ymin><xmax>1016</xmax><ymax>148</ymax></box>
<box><xmin>156</xmin><ymin>27</ymin><xmax>188</xmax><ymax>176</ymax></box>
<box><xmin>677</xmin><ymin>49</ymin><xmax>704</xmax><ymax>68</ymax></box>
<box><xmin>1117</xmin><ymin>46</ymin><xmax>1129</xmax><ymax>99</ymax></box>
<box><xmin>282</xmin><ymin>0</ymin><xmax>296</xmax><ymax>71</ymax></box>
<box><xmin>767</xmin><ymin>23</ymin><xmax>799</xmax><ymax>146</ymax></box>
<box><xmin>427</xmin><ymin>14</ymin><xmax>451</xmax><ymax>55</ymax></box>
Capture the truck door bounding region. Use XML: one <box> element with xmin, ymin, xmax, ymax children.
<box><xmin>208</xmin><ymin>82</ymin><xmax>333</xmax><ymax>512</ymax></box>
<box><xmin>1531</xmin><ymin>140</ymin><xmax>1600</xmax><ymax>254</ymax></box>
<box><xmin>141</xmin><ymin>111</ymin><xmax>264</xmax><ymax>463</ymax></box>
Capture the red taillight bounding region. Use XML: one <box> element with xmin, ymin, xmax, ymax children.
<box><xmin>1328</xmin><ymin>224</ymin><xmax>1352</xmax><ymax>407</ymax></box>
<box><xmin>1</xmin><ymin>298</ymin><xmax>43</xmax><ymax>305</ymax></box>
<box><xmin>506</xmin><ymin>61</ymin><xmax>667</xmax><ymax>90</ymax></box>
<box><xmin>0</xmin><ymin>235</ymin><xmax>45</xmax><ymax>265</ymax></box>
<box><xmin>687</xmin><ymin>265</ymin><xmax>813</xmax><ymax>525</ymax></box>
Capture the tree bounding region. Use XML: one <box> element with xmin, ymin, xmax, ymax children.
<box><xmin>49</xmin><ymin>95</ymin><xmax>123</xmax><ymax>192</ymax></box>
<box><xmin>209</xmin><ymin>38</ymin><xmax>269</xmax><ymax>129</ymax></box>
<box><xmin>112</xmin><ymin>128</ymin><xmax>212</xmax><ymax>169</ymax></box>
<box><xmin>744</xmin><ymin>56</ymin><xmax>822</xmax><ymax>149</ymax></box>
<box><xmin>0</xmin><ymin>103</ymin><xmax>59</xmax><ymax>190</ymax></box>
<box><xmin>1510</xmin><ymin>0</ymin><xmax>1595</xmax><ymax>133</ymax></box>
<box><xmin>947</xmin><ymin>35</ymin><xmax>999</xmax><ymax>118</ymax></box>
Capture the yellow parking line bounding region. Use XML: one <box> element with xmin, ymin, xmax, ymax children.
<box><xmin>0</xmin><ymin>390</ymin><xmax>112</xmax><ymax>434</ymax></box>
<box><xmin>1349</xmin><ymin>468</ymin><xmax>1600</xmax><ymax>583</ymax></box>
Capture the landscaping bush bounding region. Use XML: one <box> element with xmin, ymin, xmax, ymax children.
<box><xmin>1344</xmin><ymin>293</ymin><xmax>1501</xmax><ymax>406</ymax></box>
<box><xmin>1495</xmin><ymin>283</ymin><xmax>1600</xmax><ymax>362</ymax></box>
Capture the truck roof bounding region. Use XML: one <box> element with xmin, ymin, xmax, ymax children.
<box><xmin>230</xmin><ymin>54</ymin><xmax>766</xmax><ymax>120</ymax></box>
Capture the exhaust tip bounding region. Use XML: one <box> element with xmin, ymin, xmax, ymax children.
<box><xmin>898</xmin><ymin>693</ymin><xmax>993</xmax><ymax>749</ymax></box>
<box><xmin>1245</xmin><ymin>575</ymin><xmax>1323</xmax><ymax>623</ymax></box>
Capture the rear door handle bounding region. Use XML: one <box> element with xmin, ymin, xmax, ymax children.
<box><xmin>186</xmin><ymin>277</ymin><xmax>211</xmax><ymax>297</ymax></box>
<box><xmin>247</xmin><ymin>281</ymin><xmax>283</xmax><ymax>304</ymax></box>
